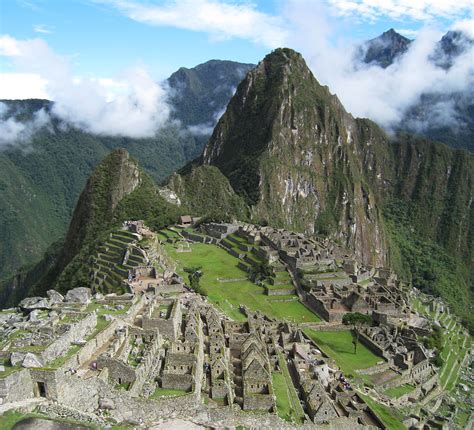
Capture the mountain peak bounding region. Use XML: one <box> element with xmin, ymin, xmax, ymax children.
<box><xmin>200</xmin><ymin>48</ymin><xmax>387</xmax><ymax>266</ymax></box>
<box><xmin>363</xmin><ymin>28</ymin><xmax>412</xmax><ymax>67</ymax></box>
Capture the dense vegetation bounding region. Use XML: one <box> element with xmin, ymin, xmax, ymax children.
<box><xmin>167</xmin><ymin>59</ymin><xmax>254</xmax><ymax>126</ymax></box>
<box><xmin>168</xmin><ymin>164</ymin><xmax>249</xmax><ymax>221</ymax></box>
<box><xmin>383</xmin><ymin>199</ymin><xmax>473</xmax><ymax>332</ymax></box>
<box><xmin>0</xmin><ymin>149</ymin><xmax>185</xmax><ymax>301</ymax></box>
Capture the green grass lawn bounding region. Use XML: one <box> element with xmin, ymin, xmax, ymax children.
<box><xmin>164</xmin><ymin>241</ymin><xmax>321</xmax><ymax>323</ymax></box>
<box><xmin>384</xmin><ymin>383</ymin><xmax>415</xmax><ymax>398</ymax></box>
<box><xmin>304</xmin><ymin>330</ymin><xmax>383</xmax><ymax>377</ymax></box>
<box><xmin>150</xmin><ymin>386</ymin><xmax>188</xmax><ymax>399</ymax></box>
<box><xmin>359</xmin><ymin>393</ymin><xmax>406</xmax><ymax>430</ymax></box>
<box><xmin>272</xmin><ymin>352</ymin><xmax>305</xmax><ymax>423</ymax></box>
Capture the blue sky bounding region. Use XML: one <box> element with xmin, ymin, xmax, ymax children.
<box><xmin>1</xmin><ymin>0</ymin><xmax>471</xmax><ymax>82</ymax></box>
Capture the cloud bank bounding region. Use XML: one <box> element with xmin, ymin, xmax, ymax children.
<box><xmin>283</xmin><ymin>1</ymin><xmax>474</xmax><ymax>130</ymax></box>
<box><xmin>0</xmin><ymin>102</ymin><xmax>50</xmax><ymax>148</ymax></box>
<box><xmin>328</xmin><ymin>0</ymin><xmax>473</xmax><ymax>21</ymax></box>
<box><xmin>0</xmin><ymin>35</ymin><xmax>171</xmax><ymax>142</ymax></box>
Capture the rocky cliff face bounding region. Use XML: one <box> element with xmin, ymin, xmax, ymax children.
<box><xmin>361</xmin><ymin>134</ymin><xmax>474</xmax><ymax>265</ymax></box>
<box><xmin>202</xmin><ymin>48</ymin><xmax>389</xmax><ymax>266</ymax></box>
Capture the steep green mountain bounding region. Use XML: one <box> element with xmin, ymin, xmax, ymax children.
<box><xmin>0</xmin><ymin>148</ymin><xmax>249</xmax><ymax>304</ymax></box>
<box><xmin>168</xmin><ymin>164</ymin><xmax>248</xmax><ymax>220</ymax></box>
<box><xmin>179</xmin><ymin>48</ymin><xmax>473</xmax><ymax>329</ymax></box>
<box><xmin>200</xmin><ymin>48</ymin><xmax>389</xmax><ymax>266</ymax></box>
<box><xmin>168</xmin><ymin>60</ymin><xmax>254</xmax><ymax>126</ymax></box>
<box><xmin>0</xmin><ymin>60</ymin><xmax>254</xmax><ymax>281</ymax></box>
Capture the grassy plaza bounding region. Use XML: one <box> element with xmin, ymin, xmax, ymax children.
<box><xmin>164</xmin><ymin>240</ymin><xmax>321</xmax><ymax>323</ymax></box>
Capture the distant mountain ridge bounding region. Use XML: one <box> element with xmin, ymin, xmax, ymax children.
<box><xmin>0</xmin><ymin>59</ymin><xmax>255</xmax><ymax>281</ymax></box>
<box><xmin>359</xmin><ymin>28</ymin><xmax>474</xmax><ymax>153</ymax></box>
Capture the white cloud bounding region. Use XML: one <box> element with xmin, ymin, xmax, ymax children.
<box><xmin>452</xmin><ymin>18</ymin><xmax>474</xmax><ymax>38</ymax></box>
<box><xmin>0</xmin><ymin>35</ymin><xmax>172</xmax><ymax>140</ymax></box>
<box><xmin>34</xmin><ymin>24</ymin><xmax>54</xmax><ymax>34</ymax></box>
<box><xmin>329</xmin><ymin>0</ymin><xmax>473</xmax><ymax>21</ymax></box>
<box><xmin>100</xmin><ymin>0</ymin><xmax>288</xmax><ymax>47</ymax></box>
<box><xmin>0</xmin><ymin>35</ymin><xmax>23</xmax><ymax>56</ymax></box>
<box><xmin>0</xmin><ymin>102</ymin><xmax>50</xmax><ymax>148</ymax></box>
<box><xmin>283</xmin><ymin>1</ymin><xmax>474</xmax><ymax>129</ymax></box>
<box><xmin>0</xmin><ymin>73</ymin><xmax>49</xmax><ymax>99</ymax></box>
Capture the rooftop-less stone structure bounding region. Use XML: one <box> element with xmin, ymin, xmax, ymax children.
<box><xmin>0</xmin><ymin>221</ymin><xmax>471</xmax><ymax>429</ymax></box>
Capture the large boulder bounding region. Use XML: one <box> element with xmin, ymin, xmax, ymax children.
<box><xmin>18</xmin><ymin>297</ymin><xmax>51</xmax><ymax>312</ymax></box>
<box><xmin>22</xmin><ymin>352</ymin><xmax>43</xmax><ymax>368</ymax></box>
<box><xmin>10</xmin><ymin>351</ymin><xmax>26</xmax><ymax>366</ymax></box>
<box><xmin>65</xmin><ymin>287</ymin><xmax>92</xmax><ymax>304</ymax></box>
<box><xmin>47</xmin><ymin>290</ymin><xmax>64</xmax><ymax>305</ymax></box>
<box><xmin>99</xmin><ymin>397</ymin><xmax>115</xmax><ymax>410</ymax></box>
<box><xmin>29</xmin><ymin>309</ymin><xmax>43</xmax><ymax>321</ymax></box>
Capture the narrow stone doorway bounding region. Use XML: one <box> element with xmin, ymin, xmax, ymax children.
<box><xmin>35</xmin><ymin>381</ymin><xmax>46</xmax><ymax>398</ymax></box>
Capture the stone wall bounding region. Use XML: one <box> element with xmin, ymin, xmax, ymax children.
<box><xmin>161</xmin><ymin>373</ymin><xmax>194</xmax><ymax>391</ymax></box>
<box><xmin>65</xmin><ymin>319</ymin><xmax>122</xmax><ymax>369</ymax></box>
<box><xmin>358</xmin><ymin>332</ymin><xmax>387</xmax><ymax>358</ymax></box>
<box><xmin>142</xmin><ymin>299</ymin><xmax>182</xmax><ymax>340</ymax></box>
<box><xmin>304</xmin><ymin>293</ymin><xmax>332</xmax><ymax>322</ymax></box>
<box><xmin>243</xmin><ymin>393</ymin><xmax>274</xmax><ymax>411</ymax></box>
<box><xmin>0</xmin><ymin>369</ymin><xmax>33</xmax><ymax>402</ymax></box>
<box><xmin>29</xmin><ymin>368</ymin><xmax>62</xmax><ymax>400</ymax></box>
<box><xmin>97</xmin><ymin>357</ymin><xmax>136</xmax><ymax>385</ymax></box>
<box><xmin>41</xmin><ymin>312</ymin><xmax>97</xmax><ymax>363</ymax></box>
<box><xmin>265</xmin><ymin>287</ymin><xmax>296</xmax><ymax>296</ymax></box>
<box><xmin>129</xmin><ymin>334</ymin><xmax>163</xmax><ymax>397</ymax></box>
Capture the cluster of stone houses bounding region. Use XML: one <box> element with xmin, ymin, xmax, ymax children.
<box><xmin>359</xmin><ymin>325</ymin><xmax>439</xmax><ymax>399</ymax></box>
<box><xmin>0</xmin><ymin>220</ymin><xmax>467</xmax><ymax>429</ymax></box>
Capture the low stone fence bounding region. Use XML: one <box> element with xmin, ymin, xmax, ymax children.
<box><xmin>356</xmin><ymin>361</ymin><xmax>391</xmax><ymax>376</ymax></box>
<box><xmin>303</xmin><ymin>323</ymin><xmax>347</xmax><ymax>332</ymax></box>
<box><xmin>265</xmin><ymin>287</ymin><xmax>296</xmax><ymax>296</ymax></box>
<box><xmin>217</xmin><ymin>277</ymin><xmax>248</xmax><ymax>283</ymax></box>
<box><xmin>37</xmin><ymin>402</ymin><xmax>105</xmax><ymax>426</ymax></box>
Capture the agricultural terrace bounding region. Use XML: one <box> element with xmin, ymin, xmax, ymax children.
<box><xmin>163</xmin><ymin>239</ymin><xmax>321</xmax><ymax>323</ymax></box>
<box><xmin>410</xmin><ymin>295</ymin><xmax>472</xmax><ymax>392</ymax></box>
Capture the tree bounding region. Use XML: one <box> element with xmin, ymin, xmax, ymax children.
<box><xmin>184</xmin><ymin>266</ymin><xmax>203</xmax><ymax>293</ymax></box>
<box><xmin>249</xmin><ymin>261</ymin><xmax>274</xmax><ymax>284</ymax></box>
<box><xmin>342</xmin><ymin>312</ymin><xmax>372</xmax><ymax>354</ymax></box>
